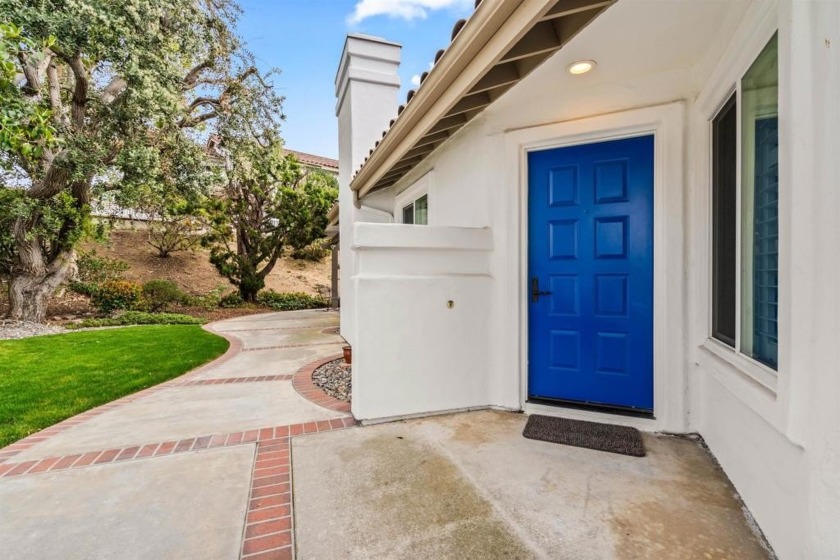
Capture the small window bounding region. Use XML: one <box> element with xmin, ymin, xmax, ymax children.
<box><xmin>401</xmin><ymin>194</ymin><xmax>428</xmax><ymax>225</ymax></box>
<box><xmin>710</xmin><ymin>33</ymin><xmax>778</xmax><ymax>370</ymax></box>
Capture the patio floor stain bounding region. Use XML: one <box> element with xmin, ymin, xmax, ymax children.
<box><xmin>295</xmin><ymin>431</ymin><xmax>534</xmax><ymax>559</ymax></box>
<box><xmin>608</xmin><ymin>436</ymin><xmax>772</xmax><ymax>560</ymax></box>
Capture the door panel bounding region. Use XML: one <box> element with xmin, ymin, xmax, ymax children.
<box><xmin>528</xmin><ymin>135</ymin><xmax>654</xmax><ymax>411</ymax></box>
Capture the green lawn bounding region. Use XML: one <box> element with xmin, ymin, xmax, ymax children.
<box><xmin>0</xmin><ymin>325</ymin><xmax>229</xmax><ymax>448</ymax></box>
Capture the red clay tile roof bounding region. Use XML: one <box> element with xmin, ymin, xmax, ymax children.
<box><xmin>284</xmin><ymin>149</ymin><xmax>338</xmax><ymax>170</ymax></box>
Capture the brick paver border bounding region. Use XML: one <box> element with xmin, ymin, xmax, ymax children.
<box><xmin>292</xmin><ymin>355</ymin><xmax>351</xmax><ymax>414</ymax></box>
<box><xmin>242</xmin><ymin>341</ymin><xmax>342</xmax><ymax>352</ymax></box>
<box><xmin>0</xmin><ymin>416</ymin><xmax>357</xmax><ymax>560</ymax></box>
<box><xmin>0</xmin><ymin>325</ymin><xmax>244</xmax><ymax>465</ymax></box>
<box><xmin>0</xmin><ymin>418</ymin><xmax>355</xmax><ymax>478</ymax></box>
<box><xmin>169</xmin><ymin>375</ymin><xmax>294</xmax><ymax>387</ymax></box>
<box><xmin>0</xmin><ymin>314</ymin><xmax>354</xmax><ymax>560</ymax></box>
<box><xmin>217</xmin><ymin>323</ymin><xmax>339</xmax><ymax>333</ymax></box>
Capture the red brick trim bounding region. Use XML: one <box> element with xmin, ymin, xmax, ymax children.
<box><xmin>242</xmin><ymin>341</ymin><xmax>340</xmax><ymax>352</ymax></box>
<box><xmin>0</xmin><ymin>325</ymin><xmax>244</xmax><ymax>465</ymax></box>
<box><xmin>169</xmin><ymin>375</ymin><xmax>293</xmax><ymax>387</ymax></box>
<box><xmin>240</xmin><ymin>436</ymin><xmax>293</xmax><ymax>559</ymax></box>
<box><xmin>220</xmin><ymin>324</ymin><xmax>338</xmax><ymax>333</ymax></box>
<box><xmin>0</xmin><ymin>418</ymin><xmax>356</xmax><ymax>478</ymax></box>
<box><xmin>292</xmin><ymin>355</ymin><xmax>351</xmax><ymax>414</ymax></box>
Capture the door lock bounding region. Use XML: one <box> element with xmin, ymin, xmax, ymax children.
<box><xmin>531</xmin><ymin>277</ymin><xmax>553</xmax><ymax>303</ymax></box>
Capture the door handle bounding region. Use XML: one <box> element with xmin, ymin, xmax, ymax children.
<box><xmin>531</xmin><ymin>277</ymin><xmax>552</xmax><ymax>303</ymax></box>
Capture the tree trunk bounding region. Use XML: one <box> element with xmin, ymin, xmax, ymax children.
<box><xmin>7</xmin><ymin>249</ymin><xmax>76</xmax><ymax>323</ymax></box>
<box><xmin>8</xmin><ymin>275</ymin><xmax>55</xmax><ymax>323</ymax></box>
<box><xmin>238</xmin><ymin>273</ymin><xmax>264</xmax><ymax>303</ymax></box>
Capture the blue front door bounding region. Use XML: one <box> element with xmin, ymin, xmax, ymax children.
<box><xmin>528</xmin><ymin>135</ymin><xmax>654</xmax><ymax>412</ymax></box>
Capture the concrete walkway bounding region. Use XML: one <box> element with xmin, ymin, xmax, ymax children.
<box><xmin>0</xmin><ymin>309</ymin><xmax>773</xmax><ymax>559</ymax></box>
<box><xmin>0</xmin><ymin>309</ymin><xmax>349</xmax><ymax>560</ymax></box>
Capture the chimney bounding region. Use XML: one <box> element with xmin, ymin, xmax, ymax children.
<box><xmin>335</xmin><ymin>34</ymin><xmax>401</xmax><ymax>345</ymax></box>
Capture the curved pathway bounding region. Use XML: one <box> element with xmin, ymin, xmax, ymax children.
<box><xmin>0</xmin><ymin>309</ymin><xmax>351</xmax><ymax>560</ymax></box>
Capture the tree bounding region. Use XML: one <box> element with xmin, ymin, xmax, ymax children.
<box><xmin>202</xmin><ymin>135</ymin><xmax>337</xmax><ymax>302</ymax></box>
<box><xmin>0</xmin><ymin>0</ymin><xmax>282</xmax><ymax>322</ymax></box>
<box><xmin>110</xmin><ymin>129</ymin><xmax>220</xmax><ymax>258</ymax></box>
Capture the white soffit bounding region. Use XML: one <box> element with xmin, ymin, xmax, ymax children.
<box><xmin>350</xmin><ymin>0</ymin><xmax>617</xmax><ymax>198</ymax></box>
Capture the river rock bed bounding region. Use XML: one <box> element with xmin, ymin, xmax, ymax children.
<box><xmin>0</xmin><ymin>320</ymin><xmax>65</xmax><ymax>340</ymax></box>
<box><xmin>312</xmin><ymin>358</ymin><xmax>351</xmax><ymax>402</ymax></box>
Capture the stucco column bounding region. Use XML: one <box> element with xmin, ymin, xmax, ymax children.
<box><xmin>335</xmin><ymin>34</ymin><xmax>401</xmax><ymax>345</ymax></box>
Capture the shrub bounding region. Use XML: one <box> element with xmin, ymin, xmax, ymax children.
<box><xmin>256</xmin><ymin>290</ymin><xmax>327</xmax><ymax>311</ymax></box>
<box><xmin>290</xmin><ymin>241</ymin><xmax>330</xmax><ymax>262</ymax></box>
<box><xmin>76</xmin><ymin>249</ymin><xmax>129</xmax><ymax>284</ymax></box>
<box><xmin>68</xmin><ymin>281</ymin><xmax>97</xmax><ymax>297</ymax></box>
<box><xmin>142</xmin><ymin>280</ymin><xmax>185</xmax><ymax>312</ymax></box>
<box><xmin>181</xmin><ymin>286</ymin><xmax>226</xmax><ymax>310</ymax></box>
<box><xmin>66</xmin><ymin>311</ymin><xmax>205</xmax><ymax>329</ymax></box>
<box><xmin>91</xmin><ymin>280</ymin><xmax>142</xmax><ymax>313</ymax></box>
<box><xmin>219</xmin><ymin>291</ymin><xmax>245</xmax><ymax>308</ymax></box>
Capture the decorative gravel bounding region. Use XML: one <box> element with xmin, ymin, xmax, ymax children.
<box><xmin>0</xmin><ymin>320</ymin><xmax>65</xmax><ymax>340</ymax></box>
<box><xmin>312</xmin><ymin>359</ymin><xmax>351</xmax><ymax>402</ymax></box>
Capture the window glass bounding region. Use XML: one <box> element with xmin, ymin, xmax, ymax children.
<box><xmin>414</xmin><ymin>195</ymin><xmax>428</xmax><ymax>225</ymax></box>
<box><xmin>712</xmin><ymin>94</ymin><xmax>737</xmax><ymax>347</ymax></box>
<box><xmin>741</xmin><ymin>33</ymin><xmax>779</xmax><ymax>369</ymax></box>
<box><xmin>402</xmin><ymin>203</ymin><xmax>414</xmax><ymax>225</ymax></box>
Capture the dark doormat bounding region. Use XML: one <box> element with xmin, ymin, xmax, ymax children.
<box><xmin>523</xmin><ymin>414</ymin><xmax>646</xmax><ymax>457</ymax></box>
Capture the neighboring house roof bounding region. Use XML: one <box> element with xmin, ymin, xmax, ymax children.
<box><xmin>284</xmin><ymin>149</ymin><xmax>339</xmax><ymax>172</ymax></box>
<box><xmin>207</xmin><ymin>135</ymin><xmax>337</xmax><ymax>172</ymax></box>
<box><xmin>350</xmin><ymin>0</ymin><xmax>615</xmax><ymax>197</ymax></box>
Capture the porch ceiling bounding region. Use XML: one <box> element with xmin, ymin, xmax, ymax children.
<box><xmin>349</xmin><ymin>0</ymin><xmax>616</xmax><ymax>199</ymax></box>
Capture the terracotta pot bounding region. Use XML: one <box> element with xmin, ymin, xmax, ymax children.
<box><xmin>342</xmin><ymin>345</ymin><xmax>352</xmax><ymax>365</ymax></box>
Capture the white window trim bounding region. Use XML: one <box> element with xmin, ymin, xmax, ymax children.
<box><xmin>693</xmin><ymin>0</ymin><xmax>793</xmax><ymax>437</ymax></box>
<box><xmin>704</xmin><ymin>32</ymin><xmax>779</xmax><ymax>377</ymax></box>
<box><xmin>394</xmin><ymin>171</ymin><xmax>432</xmax><ymax>225</ymax></box>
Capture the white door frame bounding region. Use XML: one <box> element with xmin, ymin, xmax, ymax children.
<box><xmin>504</xmin><ymin>102</ymin><xmax>687</xmax><ymax>432</ymax></box>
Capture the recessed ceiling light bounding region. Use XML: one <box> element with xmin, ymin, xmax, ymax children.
<box><xmin>568</xmin><ymin>60</ymin><xmax>596</xmax><ymax>75</ymax></box>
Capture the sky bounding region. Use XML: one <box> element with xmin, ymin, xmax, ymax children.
<box><xmin>236</xmin><ymin>0</ymin><xmax>475</xmax><ymax>160</ymax></box>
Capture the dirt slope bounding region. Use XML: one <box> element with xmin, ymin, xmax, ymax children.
<box><xmin>82</xmin><ymin>229</ymin><xmax>331</xmax><ymax>296</ymax></box>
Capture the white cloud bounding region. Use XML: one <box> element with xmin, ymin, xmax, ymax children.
<box><xmin>348</xmin><ymin>0</ymin><xmax>472</xmax><ymax>25</ymax></box>
<box><xmin>409</xmin><ymin>61</ymin><xmax>434</xmax><ymax>88</ymax></box>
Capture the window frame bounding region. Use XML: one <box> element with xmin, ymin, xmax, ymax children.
<box><xmin>708</xmin><ymin>32</ymin><xmax>780</xmax><ymax>376</ymax></box>
<box><xmin>395</xmin><ymin>171</ymin><xmax>432</xmax><ymax>225</ymax></box>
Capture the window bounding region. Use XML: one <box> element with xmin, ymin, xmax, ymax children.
<box><xmin>396</xmin><ymin>172</ymin><xmax>431</xmax><ymax>224</ymax></box>
<box><xmin>711</xmin><ymin>33</ymin><xmax>778</xmax><ymax>370</ymax></box>
<box><xmin>712</xmin><ymin>94</ymin><xmax>737</xmax><ymax>346</ymax></box>
<box><xmin>401</xmin><ymin>194</ymin><xmax>428</xmax><ymax>224</ymax></box>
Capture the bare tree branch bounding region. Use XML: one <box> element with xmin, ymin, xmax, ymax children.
<box><xmin>101</xmin><ymin>76</ymin><xmax>127</xmax><ymax>105</ymax></box>
<box><xmin>63</xmin><ymin>54</ymin><xmax>89</xmax><ymax>130</ymax></box>
<box><xmin>46</xmin><ymin>60</ymin><xmax>69</xmax><ymax>127</ymax></box>
<box><xmin>16</xmin><ymin>50</ymin><xmax>49</xmax><ymax>94</ymax></box>
<box><xmin>183</xmin><ymin>60</ymin><xmax>212</xmax><ymax>87</ymax></box>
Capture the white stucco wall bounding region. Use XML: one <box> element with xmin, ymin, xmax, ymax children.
<box><xmin>341</xmin><ymin>0</ymin><xmax>840</xmax><ymax>556</ymax></box>
<box><xmin>336</xmin><ymin>35</ymin><xmax>402</xmax><ymax>347</ymax></box>
<box><xmin>351</xmin><ymin>223</ymin><xmax>493</xmax><ymax>420</ymax></box>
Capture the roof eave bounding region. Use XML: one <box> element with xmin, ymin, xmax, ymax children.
<box><xmin>349</xmin><ymin>0</ymin><xmax>615</xmax><ymax>199</ymax></box>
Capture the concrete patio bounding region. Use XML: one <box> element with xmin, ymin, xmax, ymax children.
<box><xmin>0</xmin><ymin>310</ymin><xmax>773</xmax><ymax>559</ymax></box>
<box><xmin>293</xmin><ymin>410</ymin><xmax>773</xmax><ymax>560</ymax></box>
